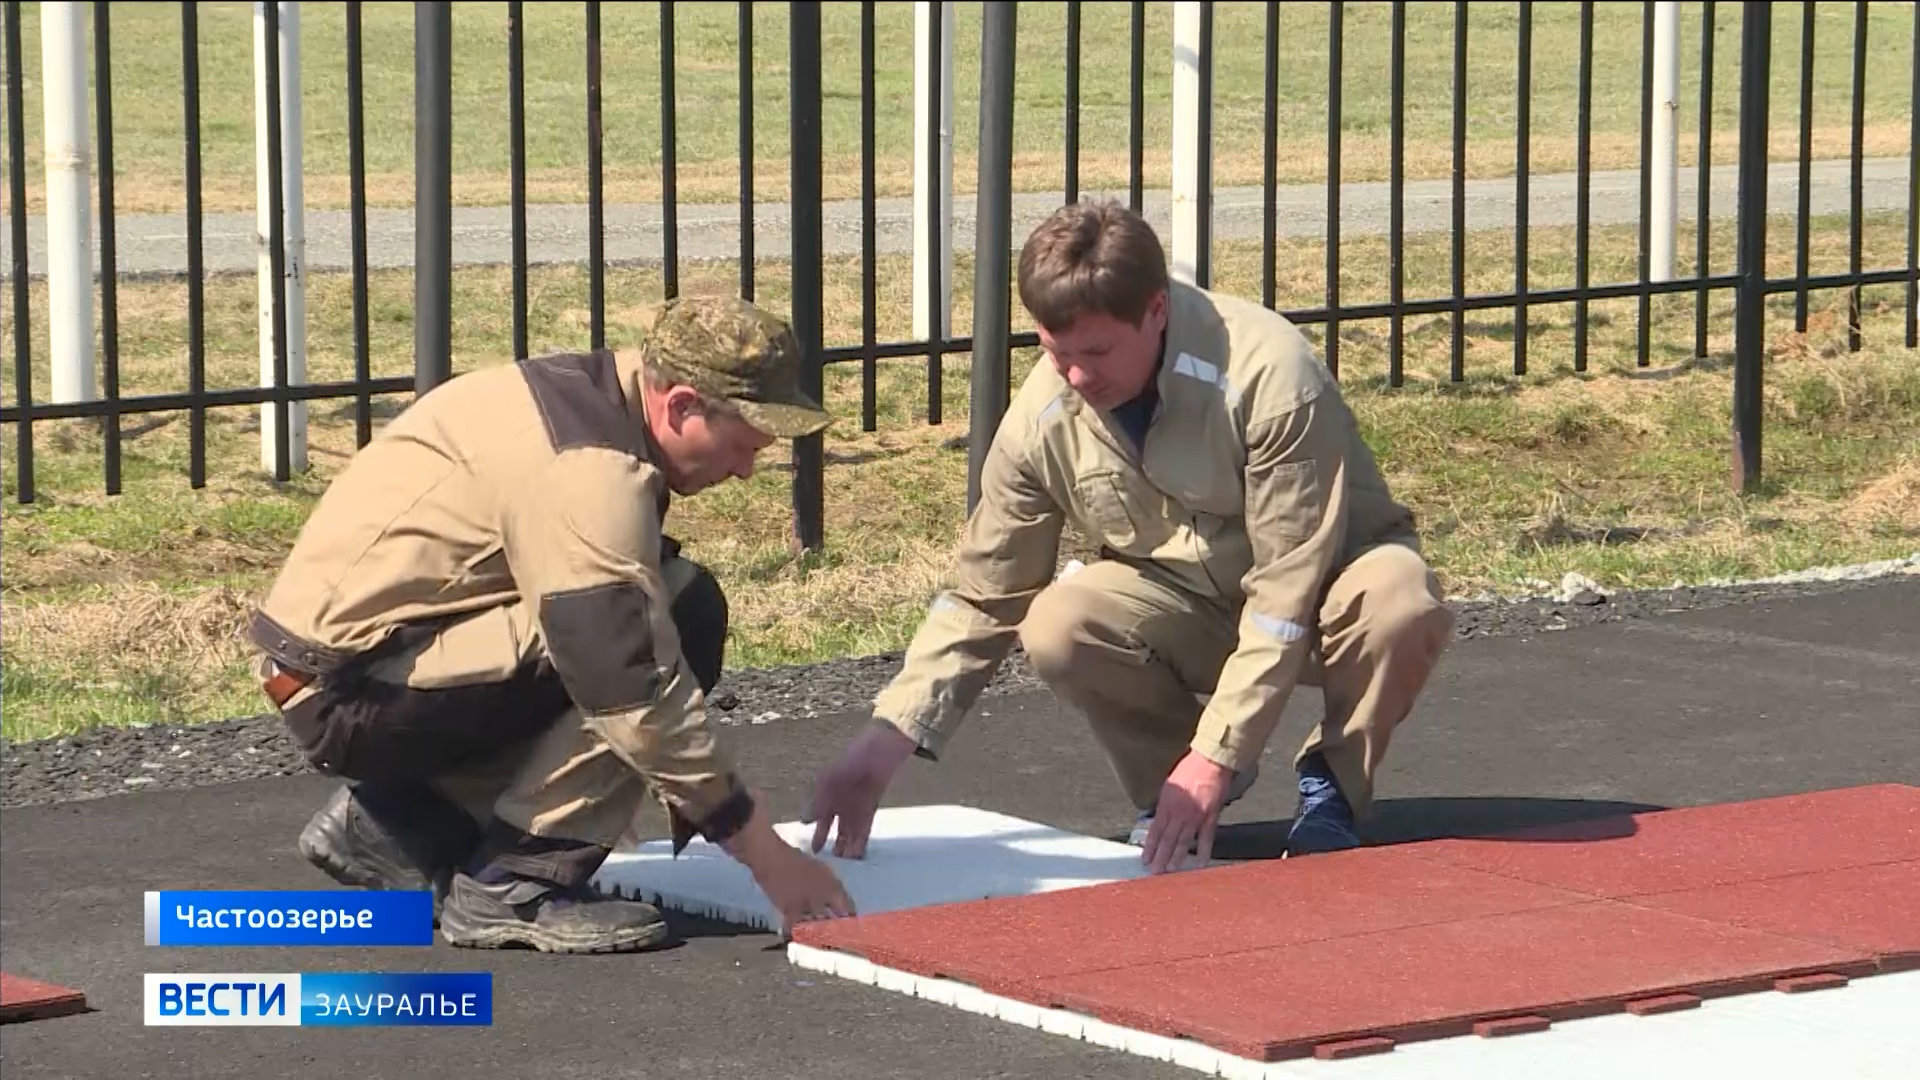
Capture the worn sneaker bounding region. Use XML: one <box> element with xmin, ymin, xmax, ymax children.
<box><xmin>1127</xmin><ymin>759</ymin><xmax>1261</xmax><ymax>848</ymax></box>
<box><xmin>1284</xmin><ymin>753</ymin><xmax>1361</xmax><ymax>856</ymax></box>
<box><xmin>438</xmin><ymin>871</ymin><xmax>672</xmax><ymax>954</ymax></box>
<box><xmin>297</xmin><ymin>784</ymin><xmax>477</xmax><ymax>922</ymax></box>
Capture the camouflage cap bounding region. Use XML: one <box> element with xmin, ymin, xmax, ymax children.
<box><xmin>640</xmin><ymin>295</ymin><xmax>832</xmax><ymax>439</ymax></box>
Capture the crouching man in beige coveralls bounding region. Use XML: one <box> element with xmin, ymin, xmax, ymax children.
<box><xmin>808</xmin><ymin>200</ymin><xmax>1455</xmax><ymax>872</ymax></box>
<box><xmin>250</xmin><ymin>296</ymin><xmax>854</xmax><ymax>953</ymax></box>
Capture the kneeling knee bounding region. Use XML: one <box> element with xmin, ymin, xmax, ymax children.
<box><xmin>1017</xmin><ymin>587</ymin><xmax>1097</xmax><ymax>680</ymax></box>
<box><xmin>1380</xmin><ymin>590</ymin><xmax>1453</xmax><ymax>660</ymax></box>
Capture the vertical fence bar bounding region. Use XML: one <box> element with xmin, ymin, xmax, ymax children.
<box><xmin>1795</xmin><ymin>0</ymin><xmax>1813</xmax><ymax>331</ymax></box>
<box><xmin>738</xmin><ymin>0</ymin><xmax>754</xmax><ymax>300</ymax></box>
<box><xmin>1909</xmin><ymin>0</ymin><xmax>1918</xmax><ymax>349</ymax></box>
<box><xmin>92</xmin><ymin>9</ymin><xmax>125</xmax><ymax>449</ymax></box>
<box><xmin>1450</xmin><ymin>0</ymin><xmax>1466</xmax><ymax>382</ymax></box>
<box><xmin>790</xmin><ymin>1</ymin><xmax>825</xmax><ymax>553</ymax></box>
<box><xmin>1573</xmin><ymin>0</ymin><xmax>1592</xmax><ymax>373</ymax></box>
<box><xmin>1129</xmin><ymin>0</ymin><xmax>1144</xmax><ymax>212</ymax></box>
<box><xmin>861</xmin><ymin>0</ymin><xmax>876</xmax><ymax>431</ymax></box>
<box><xmin>1262</xmin><ymin>0</ymin><xmax>1277</xmax><ymax>309</ymax></box>
<box><xmin>414</xmin><ymin>0</ymin><xmax>451</xmax><ymax>398</ymax></box>
<box><xmin>95</xmin><ymin>1</ymin><xmax>119</xmax><ymax>494</ymax></box>
<box><xmin>1847</xmin><ymin>0</ymin><xmax>1865</xmax><ymax>352</ymax></box>
<box><xmin>971</xmin><ymin>1</ymin><xmax>1017</xmax><ymax>511</ymax></box>
<box><xmin>1196</xmin><ymin>2</ymin><xmax>1214</xmax><ymax>288</ymax></box>
<box><xmin>661</xmin><ymin>0</ymin><xmax>678</xmax><ymax>300</ymax></box>
<box><xmin>1325</xmin><ymin>0</ymin><xmax>1342</xmax><ymax>379</ymax></box>
<box><xmin>924</xmin><ymin>3</ymin><xmax>944</xmax><ymax>426</ymax></box>
<box><xmin>587</xmin><ymin>1</ymin><xmax>605</xmax><ymax>351</ymax></box>
<box><xmin>348</xmin><ymin>1</ymin><xmax>371</xmax><ymax>445</ymax></box>
<box><xmin>1514</xmin><ymin>0</ymin><xmax>1531</xmax><ymax>376</ymax></box>
<box><xmin>508</xmin><ymin>0</ymin><xmax>528</xmax><ymax>359</ymax></box>
<box><xmin>1695</xmin><ymin>0</ymin><xmax>1714</xmax><ymax>360</ymax></box>
<box><xmin>1635</xmin><ymin>0</ymin><xmax>1653</xmax><ymax>368</ymax></box>
<box><xmin>1388</xmin><ymin>0</ymin><xmax>1405</xmax><ymax>386</ymax></box>
<box><xmin>5</xmin><ymin>0</ymin><xmax>33</xmax><ymax>503</ymax></box>
<box><xmin>265</xmin><ymin>0</ymin><xmax>291</xmax><ymax>479</ymax></box>
<box><xmin>1065</xmin><ymin>0</ymin><xmax>1081</xmax><ymax>204</ymax></box>
<box><xmin>1732</xmin><ymin>0</ymin><xmax>1771</xmax><ymax>493</ymax></box>
<box><xmin>182</xmin><ymin>0</ymin><xmax>206</xmax><ymax>486</ymax></box>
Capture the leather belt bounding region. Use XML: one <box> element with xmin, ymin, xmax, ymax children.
<box><xmin>262</xmin><ymin>663</ymin><xmax>315</xmax><ymax>710</ymax></box>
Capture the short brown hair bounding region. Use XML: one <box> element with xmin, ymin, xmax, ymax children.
<box><xmin>1016</xmin><ymin>199</ymin><xmax>1169</xmax><ymax>332</ymax></box>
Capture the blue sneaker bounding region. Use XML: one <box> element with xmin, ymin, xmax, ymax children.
<box><xmin>1285</xmin><ymin>753</ymin><xmax>1361</xmax><ymax>856</ymax></box>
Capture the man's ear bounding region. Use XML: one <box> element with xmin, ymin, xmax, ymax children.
<box><xmin>662</xmin><ymin>384</ymin><xmax>702</xmax><ymax>430</ymax></box>
<box><xmin>1142</xmin><ymin>288</ymin><xmax>1169</xmax><ymax>332</ymax></box>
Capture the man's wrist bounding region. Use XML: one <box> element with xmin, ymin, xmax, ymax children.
<box><xmin>719</xmin><ymin>796</ymin><xmax>779</xmax><ymax>863</ymax></box>
<box><xmin>869</xmin><ymin>718</ymin><xmax>922</xmax><ymax>763</ymax></box>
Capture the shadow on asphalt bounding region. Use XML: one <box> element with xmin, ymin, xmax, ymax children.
<box><xmin>1195</xmin><ymin>795</ymin><xmax>1666</xmax><ymax>861</ymax></box>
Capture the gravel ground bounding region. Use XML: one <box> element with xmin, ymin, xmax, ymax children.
<box><xmin>3</xmin><ymin>557</ymin><xmax>1913</xmax><ymax>811</ymax></box>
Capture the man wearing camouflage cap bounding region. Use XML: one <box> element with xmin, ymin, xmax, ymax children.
<box><xmin>249</xmin><ymin>295</ymin><xmax>854</xmax><ymax>953</ymax></box>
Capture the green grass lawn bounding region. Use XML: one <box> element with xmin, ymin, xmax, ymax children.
<box><xmin>4</xmin><ymin>207</ymin><xmax>1916</xmax><ymax>742</ymax></box>
<box><xmin>7</xmin><ymin>1</ymin><xmax>1914</xmax><ymax>213</ymax></box>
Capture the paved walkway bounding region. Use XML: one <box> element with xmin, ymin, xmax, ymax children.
<box><xmin>4</xmin><ymin>157</ymin><xmax>1908</xmax><ymax>280</ymax></box>
<box><xmin>3</xmin><ymin>577</ymin><xmax>1917</xmax><ymax>1078</ymax></box>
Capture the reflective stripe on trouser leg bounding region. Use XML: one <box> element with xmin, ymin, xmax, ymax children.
<box><xmin>1017</xmin><ymin>559</ymin><xmax>1238</xmax><ymax>811</ymax></box>
<box><xmin>1293</xmin><ymin>543</ymin><xmax>1454</xmax><ymax>822</ymax></box>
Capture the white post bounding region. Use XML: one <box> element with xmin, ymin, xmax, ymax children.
<box><xmin>1651</xmin><ymin>1</ymin><xmax>1680</xmax><ymax>280</ymax></box>
<box><xmin>1170</xmin><ymin>2</ymin><xmax>1206</xmax><ymax>286</ymax></box>
<box><xmin>255</xmin><ymin>1</ymin><xmax>308</xmax><ymax>473</ymax></box>
<box><xmin>40</xmin><ymin>1</ymin><xmax>94</xmax><ymax>404</ymax></box>
<box><xmin>912</xmin><ymin>0</ymin><xmax>953</xmax><ymax>341</ymax></box>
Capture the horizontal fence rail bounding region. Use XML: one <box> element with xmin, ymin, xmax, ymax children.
<box><xmin>3</xmin><ymin>0</ymin><xmax>1917</xmax><ymax>549</ymax></box>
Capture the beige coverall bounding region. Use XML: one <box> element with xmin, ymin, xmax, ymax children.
<box><xmin>249</xmin><ymin>347</ymin><xmax>747</xmax><ymax>884</ymax></box>
<box><xmin>873</xmin><ymin>281</ymin><xmax>1455</xmax><ymax>818</ymax></box>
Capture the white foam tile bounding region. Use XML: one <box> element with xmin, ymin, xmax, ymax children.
<box><xmin>591</xmin><ymin>803</ymin><xmax>1163</xmax><ymax>930</ymax></box>
<box><xmin>794</xmin><ymin>940</ymin><xmax>1920</xmax><ymax>1080</ymax></box>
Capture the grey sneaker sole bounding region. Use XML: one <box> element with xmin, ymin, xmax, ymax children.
<box><xmin>438</xmin><ymin>914</ymin><xmax>673</xmax><ymax>954</ymax></box>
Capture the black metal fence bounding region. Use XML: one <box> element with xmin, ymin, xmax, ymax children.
<box><xmin>4</xmin><ymin>1</ymin><xmax>1917</xmax><ymax>551</ymax></box>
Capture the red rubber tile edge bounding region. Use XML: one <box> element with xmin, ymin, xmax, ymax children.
<box><xmin>1623</xmin><ymin>993</ymin><xmax>1701</xmax><ymax>1016</ymax></box>
<box><xmin>1775</xmin><ymin>972</ymin><xmax>1850</xmax><ymax>993</ymax></box>
<box><xmin>1314</xmin><ymin>1036</ymin><xmax>1395</xmax><ymax>1060</ymax></box>
<box><xmin>1474</xmin><ymin>1015</ymin><xmax>1553</xmax><ymax>1037</ymax></box>
<box><xmin>0</xmin><ymin>973</ymin><xmax>88</xmax><ymax>1024</ymax></box>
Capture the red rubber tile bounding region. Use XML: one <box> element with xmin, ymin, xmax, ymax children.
<box><xmin>0</xmin><ymin>974</ymin><xmax>87</xmax><ymax>1024</ymax></box>
<box><xmin>1024</xmin><ymin>902</ymin><xmax>1873</xmax><ymax>1062</ymax></box>
<box><xmin>1409</xmin><ymin>783</ymin><xmax>1920</xmax><ymax>898</ymax></box>
<box><xmin>1624</xmin><ymin>859</ymin><xmax>1920</xmax><ymax>964</ymax></box>
<box><xmin>793</xmin><ymin>844</ymin><xmax>1590</xmax><ymax>988</ymax></box>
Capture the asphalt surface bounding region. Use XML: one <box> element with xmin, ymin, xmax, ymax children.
<box><xmin>3</xmin><ymin>574</ymin><xmax>1919</xmax><ymax>1079</ymax></box>
<box><xmin>4</xmin><ymin>157</ymin><xmax>1909</xmax><ymax>280</ymax></box>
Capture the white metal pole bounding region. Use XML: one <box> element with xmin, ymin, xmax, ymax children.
<box><xmin>1170</xmin><ymin>1</ymin><xmax>1205</xmax><ymax>286</ymax></box>
<box><xmin>256</xmin><ymin>1</ymin><xmax>308</xmax><ymax>473</ymax></box>
<box><xmin>912</xmin><ymin>0</ymin><xmax>953</xmax><ymax>340</ymax></box>
<box><xmin>40</xmin><ymin>1</ymin><xmax>94</xmax><ymax>404</ymax></box>
<box><xmin>1651</xmin><ymin>1</ymin><xmax>1680</xmax><ymax>280</ymax></box>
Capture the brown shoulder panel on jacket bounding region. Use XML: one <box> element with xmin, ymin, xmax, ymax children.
<box><xmin>518</xmin><ymin>350</ymin><xmax>645</xmax><ymax>458</ymax></box>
